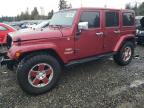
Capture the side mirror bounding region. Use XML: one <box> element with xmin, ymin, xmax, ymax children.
<box><xmin>78</xmin><ymin>22</ymin><xmax>88</xmax><ymax>30</ymax></box>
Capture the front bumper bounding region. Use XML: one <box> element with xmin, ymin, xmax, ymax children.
<box><xmin>0</xmin><ymin>52</ymin><xmax>7</xmax><ymax>57</ymax></box>
<box><xmin>0</xmin><ymin>52</ymin><xmax>13</xmax><ymax>66</ymax></box>
<box><xmin>1</xmin><ymin>57</ymin><xmax>13</xmax><ymax>66</ymax></box>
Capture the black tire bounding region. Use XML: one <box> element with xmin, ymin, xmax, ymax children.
<box><xmin>17</xmin><ymin>54</ymin><xmax>61</xmax><ymax>95</ymax></box>
<box><xmin>113</xmin><ymin>41</ymin><xmax>134</xmax><ymax>66</ymax></box>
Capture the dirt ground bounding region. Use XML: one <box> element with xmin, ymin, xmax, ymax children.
<box><xmin>0</xmin><ymin>45</ymin><xmax>144</xmax><ymax>108</ymax></box>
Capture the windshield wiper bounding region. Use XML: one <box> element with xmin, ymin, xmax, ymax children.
<box><xmin>49</xmin><ymin>25</ymin><xmax>62</xmax><ymax>28</ymax></box>
<box><xmin>49</xmin><ymin>25</ymin><xmax>70</xmax><ymax>28</ymax></box>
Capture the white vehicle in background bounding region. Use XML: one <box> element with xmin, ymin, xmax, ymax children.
<box><xmin>18</xmin><ymin>20</ymin><xmax>51</xmax><ymax>32</ymax></box>
<box><xmin>26</xmin><ymin>23</ymin><xmax>37</xmax><ymax>29</ymax></box>
<box><xmin>33</xmin><ymin>20</ymin><xmax>50</xmax><ymax>29</ymax></box>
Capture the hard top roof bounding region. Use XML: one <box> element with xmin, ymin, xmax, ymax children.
<box><xmin>59</xmin><ymin>7</ymin><xmax>134</xmax><ymax>12</ymax></box>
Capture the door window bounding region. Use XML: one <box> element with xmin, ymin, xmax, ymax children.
<box><xmin>80</xmin><ymin>11</ymin><xmax>100</xmax><ymax>28</ymax></box>
<box><xmin>105</xmin><ymin>11</ymin><xmax>119</xmax><ymax>27</ymax></box>
<box><xmin>0</xmin><ymin>26</ymin><xmax>7</xmax><ymax>31</ymax></box>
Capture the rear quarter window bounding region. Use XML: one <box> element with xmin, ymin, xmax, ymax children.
<box><xmin>123</xmin><ymin>12</ymin><xmax>135</xmax><ymax>26</ymax></box>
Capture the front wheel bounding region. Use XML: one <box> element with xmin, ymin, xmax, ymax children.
<box><xmin>113</xmin><ymin>41</ymin><xmax>134</xmax><ymax>66</ymax></box>
<box><xmin>16</xmin><ymin>54</ymin><xmax>61</xmax><ymax>95</ymax></box>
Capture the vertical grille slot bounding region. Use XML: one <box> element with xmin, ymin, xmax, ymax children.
<box><xmin>7</xmin><ymin>35</ymin><xmax>12</xmax><ymax>49</ymax></box>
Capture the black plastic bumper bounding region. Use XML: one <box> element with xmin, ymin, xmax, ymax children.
<box><xmin>1</xmin><ymin>57</ymin><xmax>13</xmax><ymax>66</ymax></box>
<box><xmin>0</xmin><ymin>52</ymin><xmax>13</xmax><ymax>66</ymax></box>
<box><xmin>0</xmin><ymin>52</ymin><xmax>7</xmax><ymax>57</ymax></box>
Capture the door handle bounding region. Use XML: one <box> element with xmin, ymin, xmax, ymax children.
<box><xmin>114</xmin><ymin>30</ymin><xmax>121</xmax><ymax>34</ymax></box>
<box><xmin>96</xmin><ymin>32</ymin><xmax>104</xmax><ymax>36</ymax></box>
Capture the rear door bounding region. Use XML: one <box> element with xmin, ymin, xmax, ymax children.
<box><xmin>103</xmin><ymin>10</ymin><xmax>120</xmax><ymax>52</ymax></box>
<box><xmin>74</xmin><ymin>10</ymin><xmax>104</xmax><ymax>59</ymax></box>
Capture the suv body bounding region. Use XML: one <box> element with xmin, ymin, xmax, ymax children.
<box><xmin>1</xmin><ymin>8</ymin><xmax>136</xmax><ymax>95</ymax></box>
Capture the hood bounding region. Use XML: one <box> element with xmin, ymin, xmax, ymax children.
<box><xmin>9</xmin><ymin>28</ymin><xmax>63</xmax><ymax>41</ymax></box>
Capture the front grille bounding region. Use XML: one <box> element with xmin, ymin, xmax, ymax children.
<box><xmin>7</xmin><ymin>34</ymin><xmax>12</xmax><ymax>49</ymax></box>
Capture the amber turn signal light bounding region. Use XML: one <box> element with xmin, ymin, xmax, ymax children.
<box><xmin>15</xmin><ymin>52</ymin><xmax>21</xmax><ymax>58</ymax></box>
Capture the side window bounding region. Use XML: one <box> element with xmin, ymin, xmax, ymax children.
<box><xmin>105</xmin><ymin>11</ymin><xmax>119</xmax><ymax>27</ymax></box>
<box><xmin>80</xmin><ymin>11</ymin><xmax>100</xmax><ymax>28</ymax></box>
<box><xmin>0</xmin><ymin>26</ymin><xmax>7</xmax><ymax>31</ymax></box>
<box><xmin>123</xmin><ymin>12</ymin><xmax>134</xmax><ymax>26</ymax></box>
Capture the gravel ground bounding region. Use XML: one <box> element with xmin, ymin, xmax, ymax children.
<box><xmin>0</xmin><ymin>45</ymin><xmax>144</xmax><ymax>108</ymax></box>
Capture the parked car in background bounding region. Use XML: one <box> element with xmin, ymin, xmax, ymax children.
<box><xmin>7</xmin><ymin>20</ymin><xmax>43</xmax><ymax>30</ymax></box>
<box><xmin>136</xmin><ymin>16</ymin><xmax>144</xmax><ymax>44</ymax></box>
<box><xmin>1</xmin><ymin>8</ymin><xmax>136</xmax><ymax>95</ymax></box>
<box><xmin>33</xmin><ymin>20</ymin><xmax>50</xmax><ymax>29</ymax></box>
<box><xmin>18</xmin><ymin>20</ymin><xmax>50</xmax><ymax>32</ymax></box>
<box><xmin>0</xmin><ymin>23</ymin><xmax>16</xmax><ymax>44</ymax></box>
<box><xmin>136</xmin><ymin>16</ymin><xmax>144</xmax><ymax>28</ymax></box>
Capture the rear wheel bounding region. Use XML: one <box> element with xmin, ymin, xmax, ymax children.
<box><xmin>17</xmin><ymin>54</ymin><xmax>61</xmax><ymax>95</ymax></box>
<box><xmin>113</xmin><ymin>41</ymin><xmax>134</xmax><ymax>66</ymax></box>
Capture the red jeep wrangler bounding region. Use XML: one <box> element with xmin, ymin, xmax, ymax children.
<box><xmin>1</xmin><ymin>8</ymin><xmax>136</xmax><ymax>95</ymax></box>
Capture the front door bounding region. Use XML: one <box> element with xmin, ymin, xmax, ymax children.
<box><xmin>74</xmin><ymin>10</ymin><xmax>104</xmax><ymax>59</ymax></box>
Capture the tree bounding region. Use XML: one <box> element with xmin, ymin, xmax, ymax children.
<box><xmin>67</xmin><ymin>3</ymin><xmax>72</xmax><ymax>9</ymax></box>
<box><xmin>133</xmin><ymin>3</ymin><xmax>139</xmax><ymax>15</ymax></box>
<box><xmin>20</xmin><ymin>12</ymin><xmax>25</xmax><ymax>20</ymax></box>
<box><xmin>48</xmin><ymin>10</ymin><xmax>54</xmax><ymax>19</ymax></box>
<box><xmin>16</xmin><ymin>15</ymin><xmax>21</xmax><ymax>21</ymax></box>
<box><xmin>31</xmin><ymin>7</ymin><xmax>39</xmax><ymax>20</ymax></box>
<box><xmin>24</xmin><ymin>8</ymin><xmax>30</xmax><ymax>20</ymax></box>
<box><xmin>19</xmin><ymin>8</ymin><xmax>30</xmax><ymax>20</ymax></box>
<box><xmin>125</xmin><ymin>2</ymin><xmax>144</xmax><ymax>16</ymax></box>
<box><xmin>139</xmin><ymin>2</ymin><xmax>144</xmax><ymax>15</ymax></box>
<box><xmin>125</xmin><ymin>3</ymin><xmax>131</xmax><ymax>9</ymax></box>
<box><xmin>58</xmin><ymin>0</ymin><xmax>69</xmax><ymax>10</ymax></box>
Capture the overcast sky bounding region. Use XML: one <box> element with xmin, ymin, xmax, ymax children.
<box><xmin>0</xmin><ymin>0</ymin><xmax>143</xmax><ymax>17</ymax></box>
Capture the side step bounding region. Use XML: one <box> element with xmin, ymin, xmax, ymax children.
<box><xmin>65</xmin><ymin>53</ymin><xmax>114</xmax><ymax>67</ymax></box>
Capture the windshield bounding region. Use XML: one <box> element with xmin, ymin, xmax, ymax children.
<box><xmin>49</xmin><ymin>10</ymin><xmax>76</xmax><ymax>27</ymax></box>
